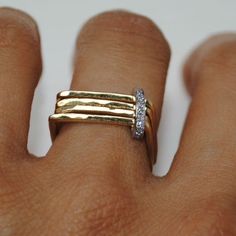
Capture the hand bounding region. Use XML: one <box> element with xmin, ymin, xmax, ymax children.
<box><xmin>0</xmin><ymin>8</ymin><xmax>235</xmax><ymax>236</ymax></box>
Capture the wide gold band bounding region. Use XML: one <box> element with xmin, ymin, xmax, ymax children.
<box><xmin>49</xmin><ymin>90</ymin><xmax>157</xmax><ymax>169</ymax></box>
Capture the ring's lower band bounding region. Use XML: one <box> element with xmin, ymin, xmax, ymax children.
<box><xmin>49</xmin><ymin>89</ymin><xmax>157</xmax><ymax>169</ymax></box>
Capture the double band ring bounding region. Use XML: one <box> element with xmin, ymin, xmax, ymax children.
<box><xmin>49</xmin><ymin>89</ymin><xmax>157</xmax><ymax>169</ymax></box>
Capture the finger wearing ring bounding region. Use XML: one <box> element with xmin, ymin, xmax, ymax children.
<box><xmin>49</xmin><ymin>89</ymin><xmax>156</xmax><ymax>169</ymax></box>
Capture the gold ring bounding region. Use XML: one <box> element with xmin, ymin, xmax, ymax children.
<box><xmin>49</xmin><ymin>89</ymin><xmax>157</xmax><ymax>169</ymax></box>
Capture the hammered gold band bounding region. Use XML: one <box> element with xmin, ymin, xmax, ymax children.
<box><xmin>49</xmin><ymin>90</ymin><xmax>157</xmax><ymax>169</ymax></box>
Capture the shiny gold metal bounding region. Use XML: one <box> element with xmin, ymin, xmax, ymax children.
<box><xmin>56</xmin><ymin>98</ymin><xmax>135</xmax><ymax>117</ymax></box>
<box><xmin>145</xmin><ymin>115</ymin><xmax>155</xmax><ymax>167</ymax></box>
<box><xmin>146</xmin><ymin>107</ymin><xmax>154</xmax><ymax>133</ymax></box>
<box><xmin>49</xmin><ymin>90</ymin><xmax>157</xmax><ymax>169</ymax></box>
<box><xmin>56</xmin><ymin>105</ymin><xmax>135</xmax><ymax>118</ymax></box>
<box><xmin>146</xmin><ymin>108</ymin><xmax>157</xmax><ymax>164</ymax></box>
<box><xmin>49</xmin><ymin>113</ymin><xmax>134</xmax><ymax>140</ymax></box>
<box><xmin>56</xmin><ymin>105</ymin><xmax>135</xmax><ymax>117</ymax></box>
<box><xmin>50</xmin><ymin>113</ymin><xmax>134</xmax><ymax>126</ymax></box>
<box><xmin>146</xmin><ymin>106</ymin><xmax>157</xmax><ymax>164</ymax></box>
<box><xmin>57</xmin><ymin>90</ymin><xmax>136</xmax><ymax>103</ymax></box>
<box><xmin>146</xmin><ymin>100</ymin><xmax>155</xmax><ymax>124</ymax></box>
<box><xmin>57</xmin><ymin>98</ymin><xmax>135</xmax><ymax>110</ymax></box>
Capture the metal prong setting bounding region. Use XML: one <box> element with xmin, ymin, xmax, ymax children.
<box><xmin>133</xmin><ymin>89</ymin><xmax>146</xmax><ymax>139</ymax></box>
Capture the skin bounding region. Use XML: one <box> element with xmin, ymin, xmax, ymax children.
<box><xmin>0</xmin><ymin>7</ymin><xmax>236</xmax><ymax>236</ymax></box>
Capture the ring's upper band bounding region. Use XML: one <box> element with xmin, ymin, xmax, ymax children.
<box><xmin>49</xmin><ymin>89</ymin><xmax>157</xmax><ymax>169</ymax></box>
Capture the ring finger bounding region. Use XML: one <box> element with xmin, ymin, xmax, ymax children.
<box><xmin>48</xmin><ymin>11</ymin><xmax>170</xmax><ymax>181</ymax></box>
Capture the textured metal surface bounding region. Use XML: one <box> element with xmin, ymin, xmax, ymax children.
<box><xmin>56</xmin><ymin>98</ymin><xmax>135</xmax><ymax>117</ymax></box>
<box><xmin>49</xmin><ymin>90</ymin><xmax>156</xmax><ymax>168</ymax></box>
<box><xmin>57</xmin><ymin>90</ymin><xmax>136</xmax><ymax>103</ymax></box>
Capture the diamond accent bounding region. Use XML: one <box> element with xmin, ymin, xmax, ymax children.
<box><xmin>133</xmin><ymin>89</ymin><xmax>146</xmax><ymax>139</ymax></box>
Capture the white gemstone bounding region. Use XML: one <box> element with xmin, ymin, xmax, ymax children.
<box><xmin>133</xmin><ymin>89</ymin><xmax>146</xmax><ymax>139</ymax></box>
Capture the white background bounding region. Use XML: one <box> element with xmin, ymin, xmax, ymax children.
<box><xmin>1</xmin><ymin>0</ymin><xmax>235</xmax><ymax>176</ymax></box>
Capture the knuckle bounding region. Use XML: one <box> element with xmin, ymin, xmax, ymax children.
<box><xmin>63</xmin><ymin>177</ymin><xmax>141</xmax><ymax>235</ymax></box>
<box><xmin>0</xmin><ymin>182</ymin><xmax>27</xmax><ymax>235</ymax></box>
<box><xmin>79</xmin><ymin>10</ymin><xmax>170</xmax><ymax>61</ymax></box>
<box><xmin>195</xmin><ymin>33</ymin><xmax>236</xmax><ymax>76</ymax></box>
<box><xmin>89</xmin><ymin>10</ymin><xmax>163</xmax><ymax>36</ymax></box>
<box><xmin>180</xmin><ymin>195</ymin><xmax>236</xmax><ymax>236</ymax></box>
<box><xmin>0</xmin><ymin>7</ymin><xmax>39</xmax><ymax>48</ymax></box>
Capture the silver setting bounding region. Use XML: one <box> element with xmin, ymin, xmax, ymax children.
<box><xmin>133</xmin><ymin>89</ymin><xmax>146</xmax><ymax>139</ymax></box>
